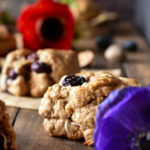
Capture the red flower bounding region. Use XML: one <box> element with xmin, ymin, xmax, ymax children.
<box><xmin>17</xmin><ymin>0</ymin><xmax>74</xmax><ymax>51</ymax></box>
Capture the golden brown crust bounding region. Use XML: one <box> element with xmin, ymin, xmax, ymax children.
<box><xmin>0</xmin><ymin>49</ymin><xmax>80</xmax><ymax>97</ymax></box>
<box><xmin>37</xmin><ymin>49</ymin><xmax>80</xmax><ymax>82</ymax></box>
<box><xmin>39</xmin><ymin>71</ymin><xmax>138</xmax><ymax>146</ymax></box>
<box><xmin>0</xmin><ymin>100</ymin><xmax>17</xmax><ymax>150</ymax></box>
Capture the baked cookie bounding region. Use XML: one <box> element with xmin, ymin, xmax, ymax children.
<box><xmin>0</xmin><ymin>99</ymin><xmax>17</xmax><ymax>150</ymax></box>
<box><xmin>39</xmin><ymin>71</ymin><xmax>138</xmax><ymax>146</ymax></box>
<box><xmin>0</xmin><ymin>49</ymin><xmax>80</xmax><ymax>97</ymax></box>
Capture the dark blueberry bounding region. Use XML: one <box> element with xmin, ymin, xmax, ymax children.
<box><xmin>8</xmin><ymin>69</ymin><xmax>18</xmax><ymax>80</ymax></box>
<box><xmin>27</xmin><ymin>53</ymin><xmax>38</xmax><ymax>60</ymax></box>
<box><xmin>62</xmin><ymin>75</ymin><xmax>86</xmax><ymax>87</ymax></box>
<box><xmin>31</xmin><ymin>61</ymin><xmax>51</xmax><ymax>74</ymax></box>
<box><xmin>95</xmin><ymin>35</ymin><xmax>112</xmax><ymax>50</ymax></box>
<box><xmin>123</xmin><ymin>40</ymin><xmax>138</xmax><ymax>51</ymax></box>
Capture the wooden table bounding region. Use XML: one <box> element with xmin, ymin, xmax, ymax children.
<box><xmin>6</xmin><ymin>22</ymin><xmax>150</xmax><ymax>150</ymax></box>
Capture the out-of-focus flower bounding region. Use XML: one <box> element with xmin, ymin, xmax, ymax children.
<box><xmin>94</xmin><ymin>86</ymin><xmax>150</xmax><ymax>150</ymax></box>
<box><xmin>17</xmin><ymin>0</ymin><xmax>74</xmax><ymax>51</ymax></box>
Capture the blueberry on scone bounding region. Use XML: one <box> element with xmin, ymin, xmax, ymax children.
<box><xmin>62</xmin><ymin>75</ymin><xmax>86</xmax><ymax>86</ymax></box>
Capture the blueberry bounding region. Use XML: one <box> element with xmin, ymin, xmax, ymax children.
<box><xmin>62</xmin><ymin>75</ymin><xmax>86</xmax><ymax>86</ymax></box>
<box><xmin>31</xmin><ymin>61</ymin><xmax>51</xmax><ymax>74</ymax></box>
<box><xmin>123</xmin><ymin>40</ymin><xmax>138</xmax><ymax>51</ymax></box>
<box><xmin>95</xmin><ymin>35</ymin><xmax>112</xmax><ymax>50</ymax></box>
<box><xmin>27</xmin><ymin>53</ymin><xmax>38</xmax><ymax>60</ymax></box>
<box><xmin>8</xmin><ymin>69</ymin><xmax>18</xmax><ymax>80</ymax></box>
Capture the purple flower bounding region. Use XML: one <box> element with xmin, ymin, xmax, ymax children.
<box><xmin>94</xmin><ymin>86</ymin><xmax>150</xmax><ymax>150</ymax></box>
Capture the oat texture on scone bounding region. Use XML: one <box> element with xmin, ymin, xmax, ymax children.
<box><xmin>0</xmin><ymin>99</ymin><xmax>17</xmax><ymax>150</ymax></box>
<box><xmin>0</xmin><ymin>49</ymin><xmax>80</xmax><ymax>97</ymax></box>
<box><xmin>39</xmin><ymin>71</ymin><xmax>138</xmax><ymax>146</ymax></box>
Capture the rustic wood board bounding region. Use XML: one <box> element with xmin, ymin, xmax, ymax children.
<box><xmin>14</xmin><ymin>109</ymin><xmax>94</xmax><ymax>150</ymax></box>
<box><xmin>7</xmin><ymin>107</ymin><xmax>18</xmax><ymax>124</ymax></box>
<box><xmin>123</xmin><ymin>63</ymin><xmax>150</xmax><ymax>86</ymax></box>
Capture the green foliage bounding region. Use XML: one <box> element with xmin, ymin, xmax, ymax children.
<box><xmin>74</xmin><ymin>22</ymin><xmax>81</xmax><ymax>41</ymax></box>
<box><xmin>138</xmin><ymin>82</ymin><xmax>142</xmax><ymax>87</ymax></box>
<box><xmin>60</xmin><ymin>0</ymin><xmax>79</xmax><ymax>40</ymax></box>
<box><xmin>61</xmin><ymin>0</ymin><xmax>77</xmax><ymax>9</ymax></box>
<box><xmin>61</xmin><ymin>0</ymin><xmax>73</xmax><ymax>5</ymax></box>
<box><xmin>0</xmin><ymin>11</ymin><xmax>14</xmax><ymax>25</ymax></box>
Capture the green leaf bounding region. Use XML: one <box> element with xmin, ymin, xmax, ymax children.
<box><xmin>61</xmin><ymin>0</ymin><xmax>77</xmax><ymax>9</ymax></box>
<box><xmin>0</xmin><ymin>11</ymin><xmax>15</xmax><ymax>25</ymax></box>
<box><xmin>138</xmin><ymin>82</ymin><xmax>142</xmax><ymax>87</ymax></box>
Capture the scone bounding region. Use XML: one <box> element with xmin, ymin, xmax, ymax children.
<box><xmin>0</xmin><ymin>49</ymin><xmax>80</xmax><ymax>97</ymax></box>
<box><xmin>39</xmin><ymin>71</ymin><xmax>138</xmax><ymax>146</ymax></box>
<box><xmin>0</xmin><ymin>99</ymin><xmax>17</xmax><ymax>150</ymax></box>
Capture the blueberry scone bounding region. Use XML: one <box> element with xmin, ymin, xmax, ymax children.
<box><xmin>0</xmin><ymin>49</ymin><xmax>80</xmax><ymax>97</ymax></box>
<box><xmin>0</xmin><ymin>99</ymin><xmax>17</xmax><ymax>150</ymax></box>
<box><xmin>39</xmin><ymin>71</ymin><xmax>138</xmax><ymax>146</ymax></box>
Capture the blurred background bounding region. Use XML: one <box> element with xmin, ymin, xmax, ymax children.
<box><xmin>0</xmin><ymin>0</ymin><xmax>147</xmax><ymax>41</ymax></box>
<box><xmin>0</xmin><ymin>0</ymin><xmax>134</xmax><ymax>20</ymax></box>
<box><xmin>0</xmin><ymin>0</ymin><xmax>148</xmax><ymax>57</ymax></box>
<box><xmin>95</xmin><ymin>0</ymin><xmax>134</xmax><ymax>21</ymax></box>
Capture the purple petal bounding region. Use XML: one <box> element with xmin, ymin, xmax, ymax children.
<box><xmin>98</xmin><ymin>139</ymin><xmax>128</xmax><ymax>150</ymax></box>
<box><xmin>95</xmin><ymin>117</ymin><xmax>129</xmax><ymax>150</ymax></box>
<box><xmin>94</xmin><ymin>86</ymin><xmax>150</xmax><ymax>150</ymax></box>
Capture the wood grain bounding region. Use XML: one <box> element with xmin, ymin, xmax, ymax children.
<box><xmin>14</xmin><ymin>109</ymin><xmax>93</xmax><ymax>150</ymax></box>
<box><xmin>7</xmin><ymin>107</ymin><xmax>18</xmax><ymax>124</ymax></box>
<box><xmin>123</xmin><ymin>63</ymin><xmax>150</xmax><ymax>85</ymax></box>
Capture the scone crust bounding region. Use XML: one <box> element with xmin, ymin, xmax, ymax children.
<box><xmin>39</xmin><ymin>71</ymin><xmax>138</xmax><ymax>145</ymax></box>
<box><xmin>0</xmin><ymin>100</ymin><xmax>17</xmax><ymax>150</ymax></box>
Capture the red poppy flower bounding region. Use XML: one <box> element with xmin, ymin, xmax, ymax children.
<box><xmin>17</xmin><ymin>0</ymin><xmax>74</xmax><ymax>51</ymax></box>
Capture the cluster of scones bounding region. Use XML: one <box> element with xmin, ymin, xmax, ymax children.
<box><xmin>0</xmin><ymin>49</ymin><xmax>138</xmax><ymax>149</ymax></box>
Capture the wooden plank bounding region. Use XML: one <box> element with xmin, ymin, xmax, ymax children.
<box><xmin>123</xmin><ymin>63</ymin><xmax>150</xmax><ymax>86</ymax></box>
<box><xmin>14</xmin><ymin>109</ymin><xmax>93</xmax><ymax>150</ymax></box>
<box><xmin>6</xmin><ymin>107</ymin><xmax>18</xmax><ymax>124</ymax></box>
